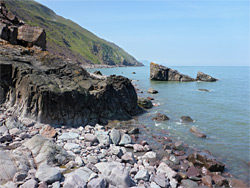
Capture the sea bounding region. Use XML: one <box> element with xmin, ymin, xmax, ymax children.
<box><xmin>88</xmin><ymin>64</ymin><xmax>250</xmax><ymax>183</ymax></box>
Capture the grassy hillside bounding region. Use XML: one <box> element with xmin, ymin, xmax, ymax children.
<box><xmin>5</xmin><ymin>0</ymin><xmax>142</xmax><ymax>66</ymax></box>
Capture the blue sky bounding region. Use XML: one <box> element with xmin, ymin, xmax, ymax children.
<box><xmin>35</xmin><ymin>0</ymin><xmax>249</xmax><ymax>66</ymax></box>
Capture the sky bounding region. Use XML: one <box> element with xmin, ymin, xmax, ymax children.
<box><xmin>35</xmin><ymin>0</ymin><xmax>249</xmax><ymax>66</ymax></box>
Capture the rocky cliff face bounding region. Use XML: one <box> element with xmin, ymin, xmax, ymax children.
<box><xmin>0</xmin><ymin>41</ymin><xmax>141</xmax><ymax>126</ymax></box>
<box><xmin>0</xmin><ymin>1</ymin><xmax>46</xmax><ymax>50</ymax></box>
<box><xmin>150</xmin><ymin>62</ymin><xmax>195</xmax><ymax>81</ymax></box>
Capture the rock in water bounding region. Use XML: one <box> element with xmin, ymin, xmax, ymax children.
<box><xmin>190</xmin><ymin>126</ymin><xmax>207</xmax><ymax>138</ymax></box>
<box><xmin>152</xmin><ymin>113</ymin><xmax>169</xmax><ymax>121</ymax></box>
<box><xmin>138</xmin><ymin>97</ymin><xmax>153</xmax><ymax>109</ymax></box>
<box><xmin>0</xmin><ymin>44</ymin><xmax>141</xmax><ymax>126</ymax></box>
<box><xmin>150</xmin><ymin>62</ymin><xmax>195</xmax><ymax>81</ymax></box>
<box><xmin>196</xmin><ymin>71</ymin><xmax>217</xmax><ymax>82</ymax></box>
<box><xmin>147</xmin><ymin>88</ymin><xmax>158</xmax><ymax>94</ymax></box>
<box><xmin>180</xmin><ymin>116</ymin><xmax>194</xmax><ymax>123</ymax></box>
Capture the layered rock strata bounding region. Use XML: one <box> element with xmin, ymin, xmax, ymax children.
<box><xmin>0</xmin><ymin>42</ymin><xmax>141</xmax><ymax>126</ymax></box>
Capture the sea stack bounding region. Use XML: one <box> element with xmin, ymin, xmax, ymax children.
<box><xmin>150</xmin><ymin>62</ymin><xmax>195</xmax><ymax>81</ymax></box>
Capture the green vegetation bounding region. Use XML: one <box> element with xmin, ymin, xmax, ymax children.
<box><xmin>5</xmin><ymin>0</ymin><xmax>142</xmax><ymax>66</ymax></box>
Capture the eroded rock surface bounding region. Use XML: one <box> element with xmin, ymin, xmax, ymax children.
<box><xmin>0</xmin><ymin>43</ymin><xmax>141</xmax><ymax>126</ymax></box>
<box><xmin>0</xmin><ymin>2</ymin><xmax>46</xmax><ymax>50</ymax></box>
<box><xmin>150</xmin><ymin>62</ymin><xmax>195</xmax><ymax>81</ymax></box>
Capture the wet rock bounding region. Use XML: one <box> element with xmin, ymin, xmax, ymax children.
<box><xmin>35</xmin><ymin>165</ymin><xmax>62</xmax><ymax>184</ymax></box>
<box><xmin>198</xmin><ymin>89</ymin><xmax>210</xmax><ymax>92</ymax></box>
<box><xmin>150</xmin><ymin>62</ymin><xmax>195</xmax><ymax>81</ymax></box>
<box><xmin>87</xmin><ymin>177</ymin><xmax>107</xmax><ymax>188</ymax></box>
<box><xmin>174</xmin><ymin>141</ymin><xmax>185</xmax><ymax>151</ymax></box>
<box><xmin>147</xmin><ymin>88</ymin><xmax>158</xmax><ymax>94</ymax></box>
<box><xmin>110</xmin><ymin>128</ymin><xmax>121</xmax><ymax>145</ymax></box>
<box><xmin>20</xmin><ymin>179</ymin><xmax>38</xmax><ymax>188</ymax></box>
<box><xmin>229</xmin><ymin>178</ymin><xmax>248</xmax><ymax>188</ymax></box>
<box><xmin>121</xmin><ymin>152</ymin><xmax>136</xmax><ymax>164</ymax></box>
<box><xmin>212</xmin><ymin>175</ymin><xmax>228</xmax><ymax>186</ymax></box>
<box><xmin>128</xmin><ymin>127</ymin><xmax>139</xmax><ymax>134</ymax></box>
<box><xmin>119</xmin><ymin>134</ymin><xmax>132</xmax><ymax>145</ymax></box>
<box><xmin>188</xmin><ymin>152</ymin><xmax>225</xmax><ymax>172</ymax></box>
<box><xmin>152</xmin><ymin>113</ymin><xmax>169</xmax><ymax>121</ymax></box>
<box><xmin>93</xmin><ymin>71</ymin><xmax>102</xmax><ymax>76</ymax></box>
<box><xmin>201</xmin><ymin>175</ymin><xmax>212</xmax><ymax>187</ymax></box>
<box><xmin>196</xmin><ymin>72</ymin><xmax>217</xmax><ymax>82</ymax></box>
<box><xmin>180</xmin><ymin>116</ymin><xmax>194</xmax><ymax>123</ymax></box>
<box><xmin>138</xmin><ymin>97</ymin><xmax>153</xmax><ymax>109</ymax></box>
<box><xmin>181</xmin><ymin>179</ymin><xmax>198</xmax><ymax>187</ymax></box>
<box><xmin>147</xmin><ymin>97</ymin><xmax>154</xmax><ymax>100</ymax></box>
<box><xmin>190</xmin><ymin>126</ymin><xmax>207</xmax><ymax>138</ymax></box>
<box><xmin>0</xmin><ymin>134</ymin><xmax>12</xmax><ymax>143</ymax></box>
<box><xmin>187</xmin><ymin>166</ymin><xmax>200</xmax><ymax>178</ymax></box>
<box><xmin>24</xmin><ymin>135</ymin><xmax>71</xmax><ymax>166</ymax></box>
<box><xmin>132</xmin><ymin>72</ymin><xmax>136</xmax><ymax>74</ymax></box>
<box><xmin>135</xmin><ymin>169</ymin><xmax>150</xmax><ymax>181</ymax></box>
<box><xmin>39</xmin><ymin>124</ymin><xmax>57</xmax><ymax>138</ymax></box>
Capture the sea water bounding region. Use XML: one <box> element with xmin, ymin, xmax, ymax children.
<box><xmin>88</xmin><ymin>65</ymin><xmax>250</xmax><ymax>183</ymax></box>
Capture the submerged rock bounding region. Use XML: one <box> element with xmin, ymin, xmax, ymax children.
<box><xmin>198</xmin><ymin>89</ymin><xmax>210</xmax><ymax>92</ymax></box>
<box><xmin>196</xmin><ymin>72</ymin><xmax>217</xmax><ymax>82</ymax></box>
<box><xmin>180</xmin><ymin>116</ymin><xmax>194</xmax><ymax>123</ymax></box>
<box><xmin>150</xmin><ymin>62</ymin><xmax>195</xmax><ymax>81</ymax></box>
<box><xmin>190</xmin><ymin>126</ymin><xmax>207</xmax><ymax>138</ymax></box>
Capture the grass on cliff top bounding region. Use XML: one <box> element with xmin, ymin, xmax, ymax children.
<box><xmin>5</xmin><ymin>0</ymin><xmax>140</xmax><ymax>66</ymax></box>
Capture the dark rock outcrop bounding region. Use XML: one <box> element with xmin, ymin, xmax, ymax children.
<box><xmin>0</xmin><ymin>2</ymin><xmax>46</xmax><ymax>50</ymax></box>
<box><xmin>180</xmin><ymin>116</ymin><xmax>194</xmax><ymax>123</ymax></box>
<box><xmin>0</xmin><ymin>43</ymin><xmax>141</xmax><ymax>126</ymax></box>
<box><xmin>150</xmin><ymin>62</ymin><xmax>195</xmax><ymax>81</ymax></box>
<box><xmin>196</xmin><ymin>71</ymin><xmax>217</xmax><ymax>82</ymax></box>
<box><xmin>152</xmin><ymin>113</ymin><xmax>169</xmax><ymax>121</ymax></box>
<box><xmin>188</xmin><ymin>152</ymin><xmax>225</xmax><ymax>172</ymax></box>
<box><xmin>137</xmin><ymin>97</ymin><xmax>153</xmax><ymax>109</ymax></box>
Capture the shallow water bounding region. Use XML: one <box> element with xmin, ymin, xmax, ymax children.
<box><xmin>88</xmin><ymin>65</ymin><xmax>250</xmax><ymax>183</ymax></box>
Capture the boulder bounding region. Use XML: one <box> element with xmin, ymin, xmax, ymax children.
<box><xmin>181</xmin><ymin>179</ymin><xmax>198</xmax><ymax>187</ymax></box>
<box><xmin>150</xmin><ymin>62</ymin><xmax>195</xmax><ymax>81</ymax></box>
<box><xmin>95</xmin><ymin>162</ymin><xmax>133</xmax><ymax>187</ymax></box>
<box><xmin>157</xmin><ymin>162</ymin><xmax>177</xmax><ymax>188</ymax></box>
<box><xmin>152</xmin><ymin>113</ymin><xmax>169</xmax><ymax>121</ymax></box>
<box><xmin>119</xmin><ymin>134</ymin><xmax>132</xmax><ymax>145</ymax></box>
<box><xmin>180</xmin><ymin>116</ymin><xmax>194</xmax><ymax>123</ymax></box>
<box><xmin>212</xmin><ymin>174</ymin><xmax>228</xmax><ymax>186</ymax></box>
<box><xmin>147</xmin><ymin>88</ymin><xmax>158</xmax><ymax>94</ymax></box>
<box><xmin>0</xmin><ymin>46</ymin><xmax>141</xmax><ymax>126</ymax></box>
<box><xmin>35</xmin><ymin>165</ymin><xmax>62</xmax><ymax>184</ymax></box>
<box><xmin>24</xmin><ymin>135</ymin><xmax>71</xmax><ymax>166</ymax></box>
<box><xmin>188</xmin><ymin>152</ymin><xmax>225</xmax><ymax>172</ymax></box>
<box><xmin>138</xmin><ymin>97</ymin><xmax>153</xmax><ymax>109</ymax></box>
<box><xmin>121</xmin><ymin>152</ymin><xmax>136</xmax><ymax>164</ymax></box>
<box><xmin>84</xmin><ymin>134</ymin><xmax>97</xmax><ymax>143</ymax></box>
<box><xmin>110</xmin><ymin>128</ymin><xmax>121</xmax><ymax>145</ymax></box>
<box><xmin>199</xmin><ymin>89</ymin><xmax>210</xmax><ymax>92</ymax></box>
<box><xmin>20</xmin><ymin>179</ymin><xmax>38</xmax><ymax>188</ymax></box>
<box><xmin>196</xmin><ymin>72</ymin><xmax>217</xmax><ymax>82</ymax></box>
<box><xmin>87</xmin><ymin>178</ymin><xmax>107</xmax><ymax>188</ymax></box>
<box><xmin>190</xmin><ymin>126</ymin><xmax>207</xmax><ymax>138</ymax></box>
<box><xmin>40</xmin><ymin>124</ymin><xmax>57</xmax><ymax>138</ymax></box>
<box><xmin>93</xmin><ymin>71</ymin><xmax>102</xmax><ymax>76</ymax></box>
<box><xmin>201</xmin><ymin>175</ymin><xmax>212</xmax><ymax>187</ymax></box>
